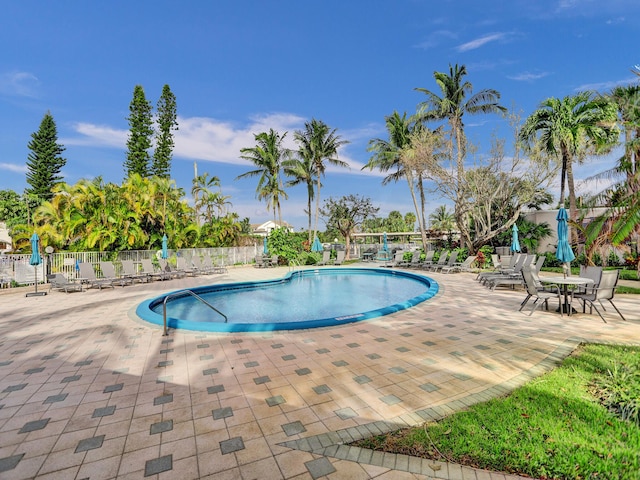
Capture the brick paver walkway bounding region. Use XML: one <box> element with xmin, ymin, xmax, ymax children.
<box><xmin>1</xmin><ymin>264</ymin><xmax>638</xmax><ymax>479</ymax></box>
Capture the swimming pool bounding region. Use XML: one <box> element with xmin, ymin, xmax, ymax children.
<box><xmin>136</xmin><ymin>267</ymin><xmax>438</xmax><ymax>332</ymax></box>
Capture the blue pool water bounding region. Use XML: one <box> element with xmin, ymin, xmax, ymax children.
<box><xmin>136</xmin><ymin>268</ymin><xmax>438</xmax><ymax>332</ymax></box>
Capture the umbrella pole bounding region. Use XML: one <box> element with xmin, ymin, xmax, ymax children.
<box><xmin>26</xmin><ymin>264</ymin><xmax>47</xmax><ymax>297</ymax></box>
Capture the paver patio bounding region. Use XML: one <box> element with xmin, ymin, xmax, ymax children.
<box><xmin>1</xmin><ymin>264</ymin><xmax>638</xmax><ymax>479</ymax></box>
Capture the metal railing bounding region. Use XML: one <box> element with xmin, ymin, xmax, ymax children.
<box><xmin>162</xmin><ymin>290</ymin><xmax>227</xmax><ymax>336</ymax></box>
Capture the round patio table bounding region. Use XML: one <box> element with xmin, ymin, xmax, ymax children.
<box><xmin>542</xmin><ymin>276</ymin><xmax>594</xmax><ymax>315</ymax></box>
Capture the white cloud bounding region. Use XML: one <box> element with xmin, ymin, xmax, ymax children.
<box><xmin>508</xmin><ymin>71</ymin><xmax>551</xmax><ymax>82</ymax></box>
<box><xmin>456</xmin><ymin>32</ymin><xmax>508</xmax><ymax>52</ymax></box>
<box><xmin>414</xmin><ymin>30</ymin><xmax>457</xmax><ymax>50</ymax></box>
<box><xmin>63</xmin><ymin>123</ymin><xmax>128</xmax><ymax>147</ymax></box>
<box><xmin>0</xmin><ymin>162</ymin><xmax>28</xmax><ymax>173</ymax></box>
<box><xmin>0</xmin><ymin>71</ymin><xmax>40</xmax><ymax>98</ymax></box>
<box><xmin>574</xmin><ymin>77</ymin><xmax>638</xmax><ymax>92</ymax></box>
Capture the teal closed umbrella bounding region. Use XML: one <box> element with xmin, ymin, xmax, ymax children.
<box><xmin>556</xmin><ymin>208</ymin><xmax>575</xmax><ymax>276</ymax></box>
<box><xmin>27</xmin><ymin>232</ymin><xmax>46</xmax><ymax>297</ymax></box>
<box><xmin>382</xmin><ymin>232</ymin><xmax>388</xmax><ymax>252</ymax></box>
<box><xmin>311</xmin><ymin>236</ymin><xmax>323</xmax><ymax>252</ymax></box>
<box><xmin>161</xmin><ymin>234</ymin><xmax>168</xmax><ymax>259</ymax></box>
<box><xmin>263</xmin><ymin>237</ymin><xmax>268</xmax><ymax>255</ymax></box>
<box><xmin>510</xmin><ymin>224</ymin><xmax>521</xmax><ymax>253</ymax></box>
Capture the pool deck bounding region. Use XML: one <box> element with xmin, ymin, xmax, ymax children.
<box><xmin>1</xmin><ymin>264</ymin><xmax>638</xmax><ymax>480</ymax></box>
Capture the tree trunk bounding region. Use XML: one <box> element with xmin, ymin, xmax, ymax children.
<box><xmin>406</xmin><ymin>172</ymin><xmax>428</xmax><ymax>251</ymax></box>
<box><xmin>566</xmin><ymin>156</ymin><xmax>578</xmax><ymax>245</ymax></box>
<box><xmin>314</xmin><ymin>176</ymin><xmax>321</xmax><ymax>240</ymax></box>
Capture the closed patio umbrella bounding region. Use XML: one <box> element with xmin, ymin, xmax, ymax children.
<box><xmin>161</xmin><ymin>234</ymin><xmax>168</xmax><ymax>259</ymax></box>
<box><xmin>510</xmin><ymin>224</ymin><xmax>521</xmax><ymax>253</ymax></box>
<box><xmin>382</xmin><ymin>232</ymin><xmax>388</xmax><ymax>252</ymax></box>
<box><xmin>556</xmin><ymin>207</ymin><xmax>575</xmax><ymax>277</ymax></box>
<box><xmin>311</xmin><ymin>236</ymin><xmax>323</xmax><ymax>252</ymax></box>
<box><xmin>27</xmin><ymin>232</ymin><xmax>46</xmax><ymax>297</ymax></box>
<box><xmin>263</xmin><ymin>237</ymin><xmax>268</xmax><ymax>255</ymax></box>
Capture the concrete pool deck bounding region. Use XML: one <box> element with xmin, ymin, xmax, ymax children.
<box><xmin>1</xmin><ymin>264</ymin><xmax>638</xmax><ymax>479</ymax></box>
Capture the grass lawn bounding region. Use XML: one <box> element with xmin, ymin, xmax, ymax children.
<box><xmin>353</xmin><ymin>344</ymin><xmax>640</xmax><ymax>479</ymax></box>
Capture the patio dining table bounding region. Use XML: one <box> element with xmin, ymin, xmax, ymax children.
<box><xmin>541</xmin><ymin>276</ymin><xmax>594</xmax><ymax>315</ymax></box>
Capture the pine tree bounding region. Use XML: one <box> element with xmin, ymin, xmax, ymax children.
<box><xmin>25</xmin><ymin>111</ymin><xmax>66</xmax><ymax>202</ymax></box>
<box><xmin>152</xmin><ymin>84</ymin><xmax>178</xmax><ymax>178</ymax></box>
<box><xmin>124</xmin><ymin>85</ymin><xmax>154</xmax><ymax>179</ymax></box>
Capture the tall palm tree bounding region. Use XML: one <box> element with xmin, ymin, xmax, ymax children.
<box><xmin>238</xmin><ymin>129</ymin><xmax>291</xmax><ymax>224</ymax></box>
<box><xmin>285</xmin><ymin>148</ymin><xmax>316</xmax><ymax>244</ymax></box>
<box><xmin>519</xmin><ymin>91</ymin><xmax>619</xmax><ymax>238</ymax></box>
<box><xmin>415</xmin><ymin>64</ymin><xmax>506</xmax><ymax>249</ymax></box>
<box><xmin>365</xmin><ymin>111</ymin><xmax>430</xmax><ymax>250</ymax></box>
<box><xmin>294</xmin><ymin>119</ymin><xmax>349</xmax><ymax>239</ymax></box>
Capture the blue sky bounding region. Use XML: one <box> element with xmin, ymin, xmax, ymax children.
<box><xmin>1</xmin><ymin>0</ymin><xmax>638</xmax><ymax>230</ymax></box>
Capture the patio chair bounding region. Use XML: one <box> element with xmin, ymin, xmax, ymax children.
<box><xmin>333</xmin><ymin>251</ymin><xmax>345</xmax><ymax>265</ymax></box>
<box><xmin>121</xmin><ymin>259</ymin><xmax>150</xmax><ymax>283</ymax></box>
<box><xmin>204</xmin><ymin>253</ymin><xmax>228</xmax><ymax>274</ymax></box>
<box><xmin>480</xmin><ymin>254</ymin><xmax>525</xmax><ymax>286</ymax></box>
<box><xmin>573</xmin><ymin>269</ymin><xmax>626</xmax><ymax>322</ymax></box>
<box><xmin>254</xmin><ymin>255</ymin><xmax>267</xmax><ymax>268</ymax></box>
<box><xmin>99</xmin><ymin>261</ymin><xmax>133</xmax><ymax>286</ymax></box>
<box><xmin>176</xmin><ymin>257</ymin><xmax>198</xmax><ymax>277</ymax></box>
<box><xmin>141</xmin><ymin>259</ymin><xmax>171</xmax><ymax>281</ymax></box>
<box><xmin>78</xmin><ymin>262</ymin><xmax>115</xmax><ymax>289</ymax></box>
<box><xmin>158</xmin><ymin>258</ymin><xmax>186</xmax><ymax>279</ymax></box>
<box><xmin>418</xmin><ymin>250</ymin><xmax>436</xmax><ymax>269</ymax></box>
<box><xmin>268</xmin><ymin>254</ymin><xmax>279</xmax><ymax>267</ymax></box>
<box><xmin>318</xmin><ymin>251</ymin><xmax>331</xmax><ymax>266</ymax></box>
<box><xmin>442</xmin><ymin>255</ymin><xmax>476</xmax><ymax>274</ymax></box>
<box><xmin>47</xmin><ymin>273</ymin><xmax>83</xmax><ymax>293</ymax></box>
<box><xmin>390</xmin><ymin>251</ymin><xmax>406</xmax><ymax>267</ymax></box>
<box><xmin>402</xmin><ymin>250</ymin><xmax>422</xmax><ymax>268</ymax></box>
<box><xmin>192</xmin><ymin>255</ymin><xmax>214</xmax><ymax>274</ymax></box>
<box><xmin>520</xmin><ymin>265</ymin><xmax>563</xmax><ymax>316</ymax></box>
<box><xmin>426</xmin><ymin>250</ymin><xmax>452</xmax><ymax>271</ymax></box>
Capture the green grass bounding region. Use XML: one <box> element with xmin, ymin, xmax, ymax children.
<box><xmin>353</xmin><ymin>344</ymin><xmax>640</xmax><ymax>479</ymax></box>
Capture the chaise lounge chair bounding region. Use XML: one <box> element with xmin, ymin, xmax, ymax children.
<box><xmin>141</xmin><ymin>259</ymin><xmax>171</xmax><ymax>281</ymax></box>
<box><xmin>121</xmin><ymin>259</ymin><xmax>150</xmax><ymax>283</ymax></box>
<box><xmin>442</xmin><ymin>255</ymin><xmax>476</xmax><ymax>274</ymax></box>
<box><xmin>333</xmin><ymin>251</ymin><xmax>345</xmax><ymax>265</ymax></box>
<box><xmin>318</xmin><ymin>251</ymin><xmax>331</xmax><ymax>266</ymax></box>
<box><xmin>99</xmin><ymin>261</ymin><xmax>133</xmax><ymax>286</ymax></box>
<box><xmin>47</xmin><ymin>273</ymin><xmax>83</xmax><ymax>293</ymax></box>
<box><xmin>78</xmin><ymin>262</ymin><xmax>115</xmax><ymax>289</ymax></box>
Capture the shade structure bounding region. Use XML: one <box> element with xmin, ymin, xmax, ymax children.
<box><xmin>555</xmin><ymin>207</ymin><xmax>575</xmax><ymax>265</ymax></box>
<box><xmin>27</xmin><ymin>232</ymin><xmax>46</xmax><ymax>297</ymax></box>
<box><xmin>510</xmin><ymin>224</ymin><xmax>521</xmax><ymax>253</ymax></box>
<box><xmin>311</xmin><ymin>236</ymin><xmax>323</xmax><ymax>252</ymax></box>
<box><xmin>263</xmin><ymin>237</ymin><xmax>268</xmax><ymax>255</ymax></box>
<box><xmin>161</xmin><ymin>235</ymin><xmax>168</xmax><ymax>259</ymax></box>
<box><xmin>382</xmin><ymin>232</ymin><xmax>388</xmax><ymax>252</ymax></box>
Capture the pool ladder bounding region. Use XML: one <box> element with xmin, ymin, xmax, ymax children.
<box><xmin>162</xmin><ymin>290</ymin><xmax>227</xmax><ymax>336</ymax></box>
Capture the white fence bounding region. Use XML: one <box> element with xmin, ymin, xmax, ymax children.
<box><xmin>0</xmin><ymin>246</ymin><xmax>264</xmax><ymax>289</ymax></box>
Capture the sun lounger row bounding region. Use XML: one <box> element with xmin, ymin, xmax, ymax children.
<box><xmin>48</xmin><ymin>255</ymin><xmax>227</xmax><ymax>292</ymax></box>
<box><xmin>388</xmin><ymin>249</ymin><xmax>477</xmax><ymax>273</ymax></box>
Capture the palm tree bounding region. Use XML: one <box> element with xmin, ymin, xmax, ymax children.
<box><xmin>520</xmin><ymin>91</ymin><xmax>619</xmax><ymax>240</ymax></box>
<box><xmin>582</xmin><ymin>84</ymin><xmax>640</xmax><ymax>260</ymax></box>
<box><xmin>238</xmin><ymin>129</ymin><xmax>291</xmax><ymax>224</ymax></box>
<box><xmin>365</xmin><ymin>111</ymin><xmax>431</xmax><ymax>250</ymax></box>
<box><xmin>191</xmin><ymin>173</ymin><xmax>220</xmax><ymax>225</ymax></box>
<box><xmin>285</xmin><ymin>148</ymin><xmax>316</xmax><ymax>244</ymax></box>
<box><xmin>294</xmin><ymin>119</ymin><xmax>349</xmax><ymax>239</ymax></box>
<box><xmin>415</xmin><ymin>64</ymin><xmax>506</xmax><ymax>249</ymax></box>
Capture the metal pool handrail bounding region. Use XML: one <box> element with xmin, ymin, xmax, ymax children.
<box><xmin>162</xmin><ymin>290</ymin><xmax>228</xmax><ymax>335</ymax></box>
